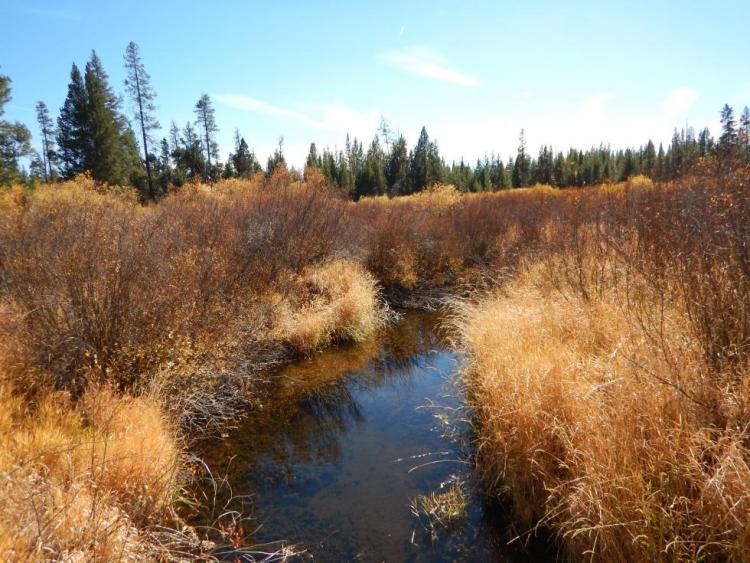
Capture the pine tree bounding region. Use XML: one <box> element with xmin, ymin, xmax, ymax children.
<box><xmin>28</xmin><ymin>150</ymin><xmax>47</xmax><ymax>183</ymax></box>
<box><xmin>655</xmin><ymin>143</ymin><xmax>666</xmax><ymax>180</ymax></box>
<box><xmin>306</xmin><ymin>142</ymin><xmax>322</xmax><ymax>169</ymax></box>
<box><xmin>620</xmin><ymin>148</ymin><xmax>637</xmax><ymax>180</ymax></box>
<box><xmin>512</xmin><ymin>129</ymin><xmax>531</xmax><ymax>187</ymax></box>
<box><xmin>553</xmin><ymin>152</ymin><xmax>566</xmax><ymax>186</ymax></box>
<box><xmin>354</xmin><ymin>135</ymin><xmax>386</xmax><ymax>198</ymax></box>
<box><xmin>266</xmin><ymin>137</ymin><xmax>286</xmax><ymax>175</ymax></box>
<box><xmin>194</xmin><ymin>94</ymin><xmax>218</xmax><ymax>182</ymax></box>
<box><xmin>172</xmin><ymin>122</ymin><xmax>205</xmax><ymax>182</ymax></box>
<box><xmin>0</xmin><ymin>75</ymin><xmax>33</xmax><ymax>185</ymax></box>
<box><xmin>386</xmin><ymin>134</ymin><xmax>410</xmax><ymax>196</ymax></box>
<box><xmin>426</xmin><ymin>136</ymin><xmax>444</xmax><ymax>186</ymax></box>
<box><xmin>124</xmin><ymin>41</ymin><xmax>160</xmax><ymax>199</ymax></box>
<box><xmin>57</xmin><ymin>53</ymin><xmax>140</xmax><ymax>185</ymax></box>
<box><xmin>643</xmin><ymin>139</ymin><xmax>656</xmax><ymax>176</ymax></box>
<box><xmin>697</xmin><ymin>127</ymin><xmax>713</xmax><ymax>157</ymax></box>
<box><xmin>155</xmin><ymin>137</ymin><xmax>173</xmax><ymax>192</ymax></box>
<box><xmin>84</xmin><ymin>51</ymin><xmax>141</xmax><ymax>186</ymax></box>
<box><xmin>230</xmin><ymin>129</ymin><xmax>260</xmax><ymax>178</ymax></box>
<box><xmin>169</xmin><ymin>121</ymin><xmax>181</xmax><ymax>153</ymax></box>
<box><xmin>718</xmin><ymin>104</ymin><xmax>738</xmax><ymax>157</ymax></box>
<box><xmin>35</xmin><ymin>101</ymin><xmax>57</xmax><ymax>182</ymax></box>
<box><xmin>410</xmin><ymin>126</ymin><xmax>432</xmax><ymax>192</ymax></box>
<box><xmin>739</xmin><ymin>106</ymin><xmax>750</xmax><ymax>157</ymax></box>
<box><xmin>56</xmin><ymin>64</ymin><xmax>89</xmax><ymax>178</ymax></box>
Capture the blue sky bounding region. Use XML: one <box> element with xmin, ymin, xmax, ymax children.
<box><xmin>2</xmin><ymin>0</ymin><xmax>749</xmax><ymax>167</ymax></box>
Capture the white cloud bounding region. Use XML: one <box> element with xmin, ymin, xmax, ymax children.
<box><xmin>424</xmin><ymin>88</ymin><xmax>708</xmax><ymax>164</ymax></box>
<box><xmin>399</xmin><ymin>25</ymin><xmax>405</xmax><ymax>37</ymax></box>
<box><xmin>378</xmin><ymin>46</ymin><xmax>477</xmax><ymax>87</ymax></box>
<box><xmin>216</xmin><ymin>94</ymin><xmax>312</xmax><ymax>124</ymax></box>
<box><xmin>217</xmin><ymin>87</ymin><xmax>709</xmax><ymax>169</ymax></box>
<box><xmin>662</xmin><ymin>87</ymin><xmax>698</xmax><ymax>117</ymax></box>
<box><xmin>215</xmin><ymin>94</ymin><xmax>381</xmax><ymax>137</ymax></box>
<box><xmin>580</xmin><ymin>91</ymin><xmax>616</xmax><ymax>117</ymax></box>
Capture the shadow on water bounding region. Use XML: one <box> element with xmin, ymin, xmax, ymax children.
<box><xmin>195</xmin><ymin>312</ymin><xmax>556</xmax><ymax>562</ymax></box>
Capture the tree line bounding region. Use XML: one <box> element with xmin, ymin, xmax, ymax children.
<box><xmin>1</xmin><ymin>42</ymin><xmax>749</xmax><ymax>199</ymax></box>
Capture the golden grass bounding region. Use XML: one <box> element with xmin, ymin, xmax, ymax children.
<box><xmin>0</xmin><ymin>383</ymin><xmax>180</xmax><ymax>561</ymax></box>
<box><xmin>0</xmin><ymin>176</ymin><xmax>390</xmax><ymax>560</ymax></box>
<box><xmin>273</xmin><ymin>259</ymin><xmax>386</xmax><ymax>355</ymax></box>
<box><xmin>2</xmin><ymin>168</ymin><xmax>746</xmax><ymax>560</ymax></box>
<box><xmin>455</xmin><ymin>264</ymin><xmax>750</xmax><ymax>561</ymax></box>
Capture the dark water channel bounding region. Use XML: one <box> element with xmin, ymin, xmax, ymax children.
<box><xmin>196</xmin><ymin>312</ymin><xmax>554</xmax><ymax>562</ymax></box>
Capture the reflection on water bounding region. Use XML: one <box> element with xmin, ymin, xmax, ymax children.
<box><xmin>196</xmin><ymin>313</ymin><xmax>553</xmax><ymax>562</ymax></box>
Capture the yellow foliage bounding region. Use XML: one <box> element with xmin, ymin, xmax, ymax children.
<box><xmin>456</xmin><ymin>265</ymin><xmax>750</xmax><ymax>562</ymax></box>
<box><xmin>0</xmin><ymin>384</ymin><xmax>180</xmax><ymax>561</ymax></box>
<box><xmin>274</xmin><ymin>260</ymin><xmax>385</xmax><ymax>355</ymax></box>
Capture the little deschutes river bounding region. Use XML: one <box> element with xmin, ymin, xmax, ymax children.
<box><xmin>196</xmin><ymin>312</ymin><xmax>554</xmax><ymax>562</ymax></box>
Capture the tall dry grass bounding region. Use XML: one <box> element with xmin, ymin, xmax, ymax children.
<box><xmin>0</xmin><ymin>173</ymin><xmax>354</xmax><ymax>396</ymax></box>
<box><xmin>0</xmin><ymin>382</ymin><xmax>180</xmax><ymax>561</ymax></box>
<box><xmin>454</xmin><ymin>171</ymin><xmax>750</xmax><ymax>561</ymax></box>
<box><xmin>0</xmin><ymin>172</ymin><xmax>386</xmax><ymax>561</ymax></box>
<box><xmin>3</xmin><ymin>165</ymin><xmax>746</xmax><ymax>561</ymax></box>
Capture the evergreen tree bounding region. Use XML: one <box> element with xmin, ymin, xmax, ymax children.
<box><xmin>491</xmin><ymin>156</ymin><xmax>506</xmax><ymax>189</ymax></box>
<box><xmin>620</xmin><ymin>148</ymin><xmax>637</xmax><ymax>180</ymax></box>
<box><xmin>643</xmin><ymin>139</ymin><xmax>656</xmax><ymax>176</ymax></box>
<box><xmin>426</xmin><ymin>136</ymin><xmax>444</xmax><ymax>186</ymax></box>
<box><xmin>354</xmin><ymin>135</ymin><xmax>386</xmax><ymax>198</ymax></box>
<box><xmin>28</xmin><ymin>150</ymin><xmax>47</xmax><ymax>183</ymax></box>
<box><xmin>697</xmin><ymin>127</ymin><xmax>713</xmax><ymax>157</ymax></box>
<box><xmin>410</xmin><ymin>126</ymin><xmax>432</xmax><ymax>192</ymax></box>
<box><xmin>346</xmin><ymin>135</ymin><xmax>364</xmax><ymax>182</ymax></box>
<box><xmin>655</xmin><ymin>143</ymin><xmax>666</xmax><ymax>180</ymax></box>
<box><xmin>266</xmin><ymin>136</ymin><xmax>286</xmax><ymax>175</ymax></box>
<box><xmin>84</xmin><ymin>51</ymin><xmax>141</xmax><ymax>186</ymax></box>
<box><xmin>719</xmin><ymin>104</ymin><xmax>738</xmax><ymax>157</ymax></box>
<box><xmin>194</xmin><ymin>93</ymin><xmax>218</xmax><ymax>182</ymax></box>
<box><xmin>230</xmin><ymin>129</ymin><xmax>260</xmax><ymax>178</ymax></box>
<box><xmin>172</xmin><ymin>122</ymin><xmax>205</xmax><ymax>182</ymax></box>
<box><xmin>306</xmin><ymin>142</ymin><xmax>322</xmax><ymax>169</ymax></box>
<box><xmin>320</xmin><ymin>148</ymin><xmax>338</xmax><ymax>186</ymax></box>
<box><xmin>124</xmin><ymin>41</ymin><xmax>159</xmax><ymax>199</ymax></box>
<box><xmin>534</xmin><ymin>145</ymin><xmax>553</xmax><ymax>184</ymax></box>
<box><xmin>553</xmin><ymin>152</ymin><xmax>566</xmax><ymax>186</ymax></box>
<box><xmin>739</xmin><ymin>106</ymin><xmax>750</xmax><ymax>157</ymax></box>
<box><xmin>154</xmin><ymin>137</ymin><xmax>173</xmax><ymax>192</ymax></box>
<box><xmin>35</xmin><ymin>101</ymin><xmax>57</xmax><ymax>182</ymax></box>
<box><xmin>336</xmin><ymin>149</ymin><xmax>353</xmax><ymax>188</ymax></box>
<box><xmin>56</xmin><ymin>64</ymin><xmax>89</xmax><ymax>178</ymax></box>
<box><xmin>670</xmin><ymin>129</ymin><xmax>684</xmax><ymax>177</ymax></box>
<box><xmin>169</xmin><ymin>121</ymin><xmax>181</xmax><ymax>153</ymax></box>
<box><xmin>378</xmin><ymin>116</ymin><xmax>394</xmax><ymax>151</ymax></box>
<box><xmin>386</xmin><ymin>134</ymin><xmax>410</xmax><ymax>196</ymax></box>
<box><xmin>512</xmin><ymin>129</ymin><xmax>531</xmax><ymax>187</ymax></box>
<box><xmin>57</xmin><ymin>53</ymin><xmax>140</xmax><ymax>185</ymax></box>
<box><xmin>0</xmin><ymin>75</ymin><xmax>33</xmax><ymax>185</ymax></box>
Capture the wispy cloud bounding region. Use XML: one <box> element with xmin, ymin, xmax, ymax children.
<box><xmin>24</xmin><ymin>8</ymin><xmax>82</xmax><ymax>21</ymax></box>
<box><xmin>216</xmin><ymin>94</ymin><xmax>311</xmax><ymax>124</ymax></box>
<box><xmin>378</xmin><ymin>46</ymin><xmax>477</xmax><ymax>87</ymax></box>
<box><xmin>662</xmin><ymin>87</ymin><xmax>698</xmax><ymax>117</ymax></box>
<box><xmin>215</xmin><ymin>94</ymin><xmax>381</xmax><ymax>136</ymax></box>
<box><xmin>580</xmin><ymin>91</ymin><xmax>616</xmax><ymax>117</ymax></box>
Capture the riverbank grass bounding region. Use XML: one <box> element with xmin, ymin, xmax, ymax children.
<box><xmin>456</xmin><ymin>266</ymin><xmax>750</xmax><ymax>562</ymax></box>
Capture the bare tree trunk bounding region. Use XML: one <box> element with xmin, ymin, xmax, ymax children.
<box><xmin>203</xmin><ymin>110</ymin><xmax>211</xmax><ymax>184</ymax></box>
<box><xmin>134</xmin><ymin>70</ymin><xmax>154</xmax><ymax>199</ymax></box>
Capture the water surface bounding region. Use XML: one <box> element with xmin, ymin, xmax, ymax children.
<box><xmin>197</xmin><ymin>312</ymin><xmax>553</xmax><ymax>562</ymax></box>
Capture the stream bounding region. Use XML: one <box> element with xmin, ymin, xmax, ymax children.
<box><xmin>196</xmin><ymin>312</ymin><xmax>554</xmax><ymax>562</ymax></box>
